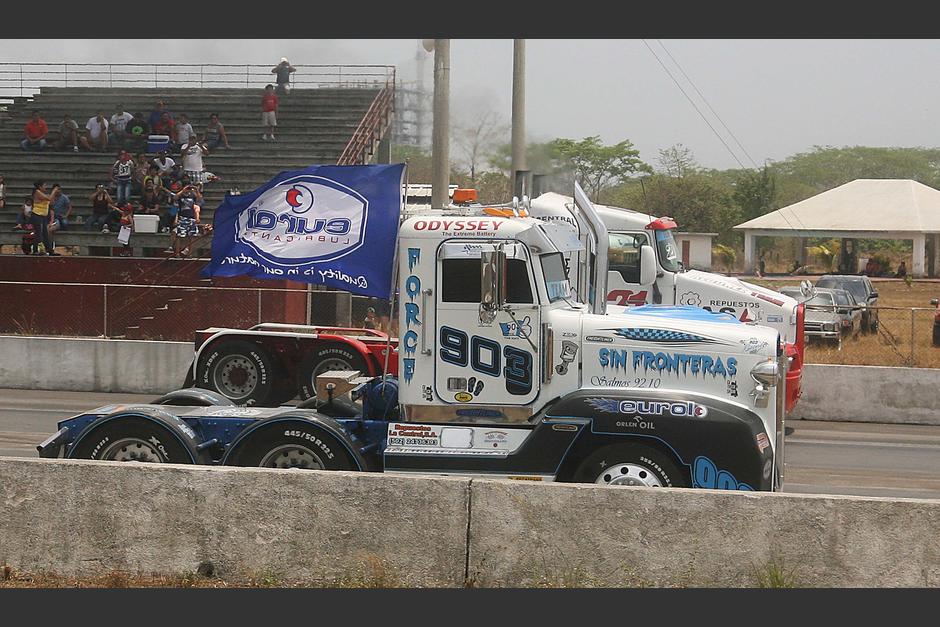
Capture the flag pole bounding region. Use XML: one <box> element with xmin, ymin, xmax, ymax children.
<box><xmin>381</xmin><ymin>162</ymin><xmax>407</xmax><ymax>396</ymax></box>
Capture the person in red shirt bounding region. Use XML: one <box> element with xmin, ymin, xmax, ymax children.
<box><xmin>21</xmin><ymin>110</ymin><xmax>49</xmax><ymax>151</ymax></box>
<box><xmin>152</xmin><ymin>112</ymin><xmax>176</xmax><ymax>139</ymax></box>
<box><xmin>261</xmin><ymin>84</ymin><xmax>279</xmax><ymax>141</ymax></box>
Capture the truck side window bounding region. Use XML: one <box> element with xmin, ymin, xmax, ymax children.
<box><xmin>608</xmin><ymin>233</ymin><xmax>646</xmax><ymax>283</ymax></box>
<box><xmin>441</xmin><ymin>258</ymin><xmax>533</xmax><ymax>304</ymax></box>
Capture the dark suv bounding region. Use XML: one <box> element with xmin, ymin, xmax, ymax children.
<box><xmin>816</xmin><ymin>275</ymin><xmax>879</xmax><ymax>333</ymax></box>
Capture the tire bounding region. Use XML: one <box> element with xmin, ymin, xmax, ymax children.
<box><xmin>223</xmin><ymin>417</ymin><xmax>359</xmax><ymax>471</ymax></box>
<box><xmin>68</xmin><ymin>409</ymin><xmax>209</xmax><ymax>464</ymax></box>
<box><xmin>570</xmin><ymin>442</ymin><xmax>688</xmax><ymax>488</ymax></box>
<box><xmin>296</xmin><ymin>342</ymin><xmax>369</xmax><ymax>401</ymax></box>
<box><xmin>197</xmin><ymin>339</ymin><xmax>275</xmax><ymax>406</ymax></box>
<box><xmin>151</xmin><ymin>387</ymin><xmax>235</xmax><ymax>407</ymax></box>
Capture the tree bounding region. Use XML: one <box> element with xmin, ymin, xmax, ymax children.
<box><xmin>733</xmin><ymin>165</ymin><xmax>777</xmax><ymax>223</ymax></box>
<box><xmin>713</xmin><ymin>244</ymin><xmax>737</xmax><ymax>274</ymax></box>
<box><xmin>657</xmin><ymin>143</ymin><xmax>698</xmax><ymax>178</ymax></box>
<box><xmin>549</xmin><ymin>136</ymin><xmax>652</xmax><ymax>201</ymax></box>
<box><xmin>391</xmin><ymin>144</ymin><xmax>433</xmax><ymax>184</ymax></box>
<box><xmin>452</xmin><ymin>110</ymin><xmax>508</xmax><ymax>183</ymax></box>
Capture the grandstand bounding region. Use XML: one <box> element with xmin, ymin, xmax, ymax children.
<box><xmin>0</xmin><ymin>65</ymin><xmax>395</xmax><ymax>256</ymax></box>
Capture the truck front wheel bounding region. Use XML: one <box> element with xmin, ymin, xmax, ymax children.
<box><xmin>571</xmin><ymin>442</ymin><xmax>688</xmax><ymax>488</ymax></box>
<box><xmin>198</xmin><ymin>339</ymin><xmax>274</xmax><ymax>406</ymax></box>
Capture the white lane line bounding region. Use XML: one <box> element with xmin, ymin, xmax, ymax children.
<box><xmin>787</xmin><ymin>438</ymin><xmax>940</xmax><ymax>450</ymax></box>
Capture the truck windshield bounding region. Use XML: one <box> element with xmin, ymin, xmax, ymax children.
<box><xmin>655</xmin><ymin>229</ymin><xmax>681</xmax><ymax>273</ymax></box>
<box><xmin>541</xmin><ymin>253</ymin><xmax>572</xmax><ymax>303</ymax></box>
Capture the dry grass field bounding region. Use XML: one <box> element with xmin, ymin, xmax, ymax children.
<box><xmin>748</xmin><ymin>276</ymin><xmax>940</xmax><ymax>368</ymax></box>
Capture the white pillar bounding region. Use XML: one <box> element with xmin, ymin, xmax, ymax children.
<box><xmin>913</xmin><ymin>234</ymin><xmax>926</xmax><ymax>277</ymax></box>
<box><xmin>744</xmin><ymin>232</ymin><xmax>756</xmax><ymax>274</ymax></box>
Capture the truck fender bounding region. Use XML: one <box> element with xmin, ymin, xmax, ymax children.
<box><xmin>67</xmin><ymin>405</ymin><xmax>208</xmax><ymax>464</ymax></box>
<box><xmin>221</xmin><ymin>410</ymin><xmax>369</xmax><ymax>471</ymax></box>
<box><xmin>151</xmin><ymin>387</ymin><xmax>235</xmax><ymax>407</ymax></box>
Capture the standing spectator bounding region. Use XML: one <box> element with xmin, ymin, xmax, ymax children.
<box><xmin>109</xmin><ymin>104</ymin><xmax>134</xmax><ymax>148</ymax></box>
<box><xmin>30</xmin><ymin>181</ymin><xmax>59</xmax><ymax>255</ymax></box>
<box><xmin>148</xmin><ymin>101</ymin><xmax>173</xmax><ymax>129</ymax></box>
<box><xmin>173</xmin><ymin>113</ymin><xmax>195</xmax><ymax>152</ymax></box>
<box><xmin>172</xmin><ymin>183</ymin><xmax>202</xmax><ymax>257</ymax></box>
<box><xmin>204</xmin><ymin>113</ymin><xmax>230</xmax><ymax>150</ymax></box>
<box><xmin>55</xmin><ymin>113</ymin><xmax>80</xmax><ymax>152</ymax></box>
<box><xmin>21</xmin><ymin>110</ymin><xmax>49</xmax><ymax>151</ymax></box>
<box><xmin>87</xmin><ymin>184</ymin><xmax>119</xmax><ymax>232</ymax></box>
<box><xmin>13</xmin><ymin>198</ymin><xmax>38</xmax><ymax>255</ymax></box>
<box><xmin>111</xmin><ymin>151</ymin><xmax>135</xmax><ymax>205</ymax></box>
<box><xmin>50</xmin><ymin>183</ymin><xmax>73</xmax><ymax>231</ymax></box>
<box><xmin>0</xmin><ymin>174</ymin><xmax>5</xmax><ymax>209</ymax></box>
<box><xmin>271</xmin><ymin>58</ymin><xmax>296</xmax><ymax>95</ymax></box>
<box><xmin>125</xmin><ymin>112</ymin><xmax>150</xmax><ymax>152</ymax></box>
<box><xmin>261</xmin><ymin>84</ymin><xmax>278</xmax><ymax>141</ymax></box>
<box><xmin>85</xmin><ymin>111</ymin><xmax>109</xmax><ymax>152</ymax></box>
<box><xmin>180</xmin><ymin>136</ymin><xmax>209</xmax><ymax>182</ymax></box>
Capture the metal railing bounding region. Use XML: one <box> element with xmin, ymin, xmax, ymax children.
<box><xmin>0</xmin><ymin>280</ymin><xmax>389</xmax><ymax>342</ymax></box>
<box><xmin>0</xmin><ymin>63</ymin><xmax>396</xmax><ymax>99</ymax></box>
<box><xmin>337</xmin><ymin>68</ymin><xmax>396</xmax><ymax>165</ymax></box>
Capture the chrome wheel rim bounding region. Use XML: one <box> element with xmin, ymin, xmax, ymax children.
<box><xmin>310</xmin><ymin>358</ymin><xmax>354</xmax><ymax>385</ymax></box>
<box><xmin>259</xmin><ymin>445</ymin><xmax>325</xmax><ymax>470</ymax></box>
<box><xmin>214</xmin><ymin>354</ymin><xmax>258</xmax><ymax>399</ymax></box>
<box><xmin>101</xmin><ymin>437</ymin><xmax>167</xmax><ymax>463</ymax></box>
<box><xmin>595</xmin><ymin>462</ymin><xmax>664</xmax><ymax>487</ymax></box>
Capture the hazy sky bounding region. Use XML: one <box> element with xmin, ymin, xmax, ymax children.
<box><xmin>3</xmin><ymin>39</ymin><xmax>938</xmax><ymax>170</ymax></box>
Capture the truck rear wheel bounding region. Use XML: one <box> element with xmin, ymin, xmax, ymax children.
<box><xmin>68</xmin><ymin>409</ymin><xmax>208</xmax><ymax>464</ymax></box>
<box><xmin>297</xmin><ymin>342</ymin><xmax>369</xmax><ymax>400</ymax></box>
<box><xmin>198</xmin><ymin>339</ymin><xmax>274</xmax><ymax>406</ymax></box>
<box><xmin>222</xmin><ymin>418</ymin><xmax>359</xmax><ymax>471</ymax></box>
<box><xmin>571</xmin><ymin>442</ymin><xmax>688</xmax><ymax>488</ymax></box>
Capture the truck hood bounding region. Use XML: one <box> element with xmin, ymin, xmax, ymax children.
<box><xmin>674</xmin><ymin>270</ymin><xmax>798</xmax><ymax>341</ymax></box>
<box><xmin>584</xmin><ymin>305</ymin><xmax>779</xmax><ymax>359</ymax></box>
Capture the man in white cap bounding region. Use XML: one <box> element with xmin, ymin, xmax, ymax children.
<box><xmin>272</xmin><ymin>58</ymin><xmax>296</xmax><ymax>95</ymax></box>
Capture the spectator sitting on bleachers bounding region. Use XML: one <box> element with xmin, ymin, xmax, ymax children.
<box><xmin>143</xmin><ymin>164</ymin><xmax>166</xmax><ymax>199</ymax></box>
<box><xmin>125</xmin><ymin>112</ymin><xmax>150</xmax><ymax>152</ymax></box>
<box><xmin>13</xmin><ymin>198</ymin><xmax>38</xmax><ymax>255</ymax></box>
<box><xmin>180</xmin><ymin>136</ymin><xmax>209</xmax><ymax>183</ymax></box>
<box><xmin>141</xmin><ymin>182</ymin><xmax>162</xmax><ymax>216</ymax></box>
<box><xmin>50</xmin><ymin>183</ymin><xmax>73</xmax><ymax>231</ymax></box>
<box><xmin>87</xmin><ymin>184</ymin><xmax>119</xmax><ymax>233</ymax></box>
<box><xmin>166</xmin><ymin>164</ymin><xmax>184</xmax><ymax>189</ymax></box>
<box><xmin>21</xmin><ymin>110</ymin><xmax>49</xmax><ymax>151</ymax></box>
<box><xmin>148</xmin><ymin>101</ymin><xmax>173</xmax><ymax>130</ymax></box>
<box><xmin>173</xmin><ymin>114</ymin><xmax>195</xmax><ymax>152</ymax></box>
<box><xmin>152</xmin><ymin>150</ymin><xmax>175</xmax><ymax>182</ymax></box>
<box><xmin>204</xmin><ymin>113</ymin><xmax>230</xmax><ymax>150</ymax></box>
<box><xmin>152</xmin><ymin>112</ymin><xmax>175</xmax><ymax>140</ymax></box>
<box><xmin>109</xmin><ymin>105</ymin><xmax>134</xmax><ymax>148</ymax></box>
<box><xmin>55</xmin><ymin>113</ymin><xmax>80</xmax><ymax>152</ymax></box>
<box><xmin>85</xmin><ymin>111</ymin><xmax>109</xmax><ymax>152</ymax></box>
<box><xmin>132</xmin><ymin>152</ymin><xmax>150</xmax><ymax>198</ymax></box>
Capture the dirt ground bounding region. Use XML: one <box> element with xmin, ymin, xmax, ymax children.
<box><xmin>748</xmin><ymin>276</ymin><xmax>940</xmax><ymax>368</ymax></box>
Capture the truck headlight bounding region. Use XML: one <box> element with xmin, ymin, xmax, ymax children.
<box><xmin>750</xmin><ymin>360</ymin><xmax>778</xmax><ymax>387</ymax></box>
<box><xmin>824</xmin><ymin>322</ymin><xmax>836</xmax><ymax>331</ymax></box>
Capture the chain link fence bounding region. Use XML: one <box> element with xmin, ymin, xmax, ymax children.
<box><xmin>0</xmin><ymin>281</ymin><xmax>386</xmax><ymax>342</ymax></box>
<box><xmin>802</xmin><ymin>304</ymin><xmax>939</xmax><ymax>368</ymax></box>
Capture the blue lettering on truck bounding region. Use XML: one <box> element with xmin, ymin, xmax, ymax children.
<box><xmin>599</xmin><ymin>349</ymin><xmax>737</xmax><ymax>378</ymax></box>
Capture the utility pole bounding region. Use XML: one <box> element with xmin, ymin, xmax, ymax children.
<box><xmin>430</xmin><ymin>39</ymin><xmax>451</xmax><ymax>209</ymax></box>
<box><xmin>510</xmin><ymin>39</ymin><xmax>527</xmax><ymax>198</ymax></box>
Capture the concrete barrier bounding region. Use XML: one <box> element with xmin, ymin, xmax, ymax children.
<box><xmin>467</xmin><ymin>479</ymin><xmax>940</xmax><ymax>587</ymax></box>
<box><xmin>797</xmin><ymin>363</ymin><xmax>940</xmax><ymax>425</ymax></box>
<box><xmin>0</xmin><ymin>458</ymin><xmax>470</xmax><ymax>586</ymax></box>
<box><xmin>1</xmin><ymin>458</ymin><xmax>938</xmax><ymax>587</ymax></box>
<box><xmin>0</xmin><ymin>336</ymin><xmax>191</xmax><ymax>394</ymax></box>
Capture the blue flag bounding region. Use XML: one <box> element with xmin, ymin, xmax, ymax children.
<box><xmin>202</xmin><ymin>163</ymin><xmax>405</xmax><ymax>299</ymax></box>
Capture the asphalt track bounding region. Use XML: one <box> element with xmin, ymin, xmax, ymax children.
<box><xmin>1</xmin><ymin>389</ymin><xmax>938</xmax><ymax>500</ymax></box>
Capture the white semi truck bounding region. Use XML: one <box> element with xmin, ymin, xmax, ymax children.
<box><xmin>527</xmin><ymin>191</ymin><xmax>805</xmax><ymax>412</ymax></box>
<box><xmin>39</xmin><ymin>184</ymin><xmax>788</xmax><ymax>490</ymax></box>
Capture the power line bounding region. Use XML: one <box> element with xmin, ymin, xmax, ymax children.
<box><xmin>655</xmin><ymin>39</ymin><xmax>759</xmax><ymax>170</ymax></box>
<box><xmin>641</xmin><ymin>39</ymin><xmax>746</xmax><ymax>170</ymax></box>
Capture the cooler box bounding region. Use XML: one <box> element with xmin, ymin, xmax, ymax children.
<box><xmin>147</xmin><ymin>134</ymin><xmax>170</xmax><ymax>152</ymax></box>
<box><xmin>134</xmin><ymin>214</ymin><xmax>159</xmax><ymax>233</ymax></box>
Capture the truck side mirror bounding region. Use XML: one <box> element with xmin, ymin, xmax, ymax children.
<box><xmin>639</xmin><ymin>245</ymin><xmax>656</xmax><ymax>286</ymax></box>
<box><xmin>480</xmin><ymin>249</ymin><xmax>506</xmax><ymax>324</ymax></box>
<box><xmin>799</xmin><ymin>279</ymin><xmax>815</xmax><ymax>299</ymax></box>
